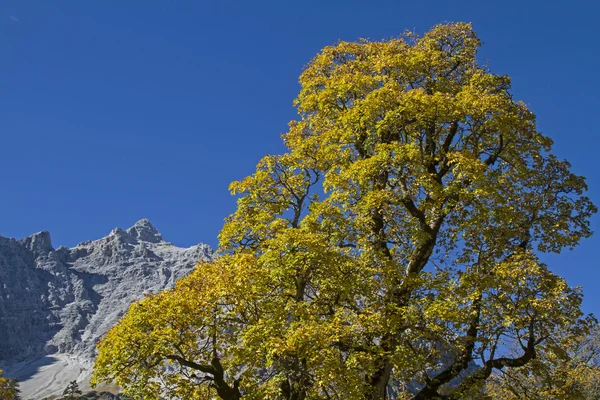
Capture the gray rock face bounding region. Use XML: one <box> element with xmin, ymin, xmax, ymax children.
<box><xmin>0</xmin><ymin>219</ymin><xmax>212</xmax><ymax>398</ymax></box>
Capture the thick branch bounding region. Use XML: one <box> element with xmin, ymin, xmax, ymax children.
<box><xmin>165</xmin><ymin>355</ymin><xmax>241</xmax><ymax>400</ymax></box>
<box><xmin>165</xmin><ymin>354</ymin><xmax>215</xmax><ymax>375</ymax></box>
<box><xmin>413</xmin><ymin>293</ymin><xmax>483</xmax><ymax>399</ymax></box>
<box><xmin>454</xmin><ymin>320</ymin><xmax>541</xmax><ymax>396</ymax></box>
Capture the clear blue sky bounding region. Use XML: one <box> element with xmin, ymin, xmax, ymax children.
<box><xmin>1</xmin><ymin>1</ymin><xmax>598</xmax><ymax>313</ymax></box>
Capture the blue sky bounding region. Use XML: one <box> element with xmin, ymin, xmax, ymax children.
<box><xmin>1</xmin><ymin>1</ymin><xmax>598</xmax><ymax>313</ymax></box>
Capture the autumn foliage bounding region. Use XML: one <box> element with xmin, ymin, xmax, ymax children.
<box><xmin>92</xmin><ymin>23</ymin><xmax>596</xmax><ymax>399</ymax></box>
<box><xmin>0</xmin><ymin>370</ymin><xmax>18</xmax><ymax>400</ymax></box>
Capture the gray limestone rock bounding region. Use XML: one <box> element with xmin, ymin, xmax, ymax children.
<box><xmin>0</xmin><ymin>220</ymin><xmax>212</xmax><ymax>398</ymax></box>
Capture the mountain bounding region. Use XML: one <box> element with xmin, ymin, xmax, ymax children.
<box><xmin>0</xmin><ymin>219</ymin><xmax>213</xmax><ymax>399</ymax></box>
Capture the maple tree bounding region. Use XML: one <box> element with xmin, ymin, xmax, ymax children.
<box><xmin>92</xmin><ymin>22</ymin><xmax>596</xmax><ymax>399</ymax></box>
<box><xmin>486</xmin><ymin>316</ymin><xmax>600</xmax><ymax>399</ymax></box>
<box><xmin>0</xmin><ymin>370</ymin><xmax>19</xmax><ymax>400</ymax></box>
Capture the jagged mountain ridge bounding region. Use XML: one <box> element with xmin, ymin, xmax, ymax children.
<box><xmin>0</xmin><ymin>219</ymin><xmax>213</xmax><ymax>398</ymax></box>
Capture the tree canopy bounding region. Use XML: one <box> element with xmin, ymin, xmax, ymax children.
<box><xmin>486</xmin><ymin>316</ymin><xmax>600</xmax><ymax>399</ymax></box>
<box><xmin>92</xmin><ymin>22</ymin><xmax>596</xmax><ymax>399</ymax></box>
<box><xmin>62</xmin><ymin>380</ymin><xmax>83</xmax><ymax>400</ymax></box>
<box><xmin>0</xmin><ymin>369</ymin><xmax>19</xmax><ymax>400</ymax></box>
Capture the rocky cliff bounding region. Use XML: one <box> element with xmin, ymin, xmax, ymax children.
<box><xmin>0</xmin><ymin>219</ymin><xmax>212</xmax><ymax>398</ymax></box>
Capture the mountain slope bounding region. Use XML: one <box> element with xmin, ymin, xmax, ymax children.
<box><xmin>0</xmin><ymin>219</ymin><xmax>212</xmax><ymax>398</ymax></box>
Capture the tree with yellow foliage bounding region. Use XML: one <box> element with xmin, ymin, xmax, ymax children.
<box><xmin>486</xmin><ymin>316</ymin><xmax>600</xmax><ymax>399</ymax></box>
<box><xmin>92</xmin><ymin>23</ymin><xmax>596</xmax><ymax>399</ymax></box>
<box><xmin>0</xmin><ymin>370</ymin><xmax>19</xmax><ymax>400</ymax></box>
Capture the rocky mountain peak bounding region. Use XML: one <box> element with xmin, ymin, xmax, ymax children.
<box><xmin>0</xmin><ymin>221</ymin><xmax>212</xmax><ymax>398</ymax></box>
<box><xmin>125</xmin><ymin>218</ymin><xmax>163</xmax><ymax>243</ymax></box>
<box><xmin>17</xmin><ymin>230</ymin><xmax>53</xmax><ymax>254</ymax></box>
